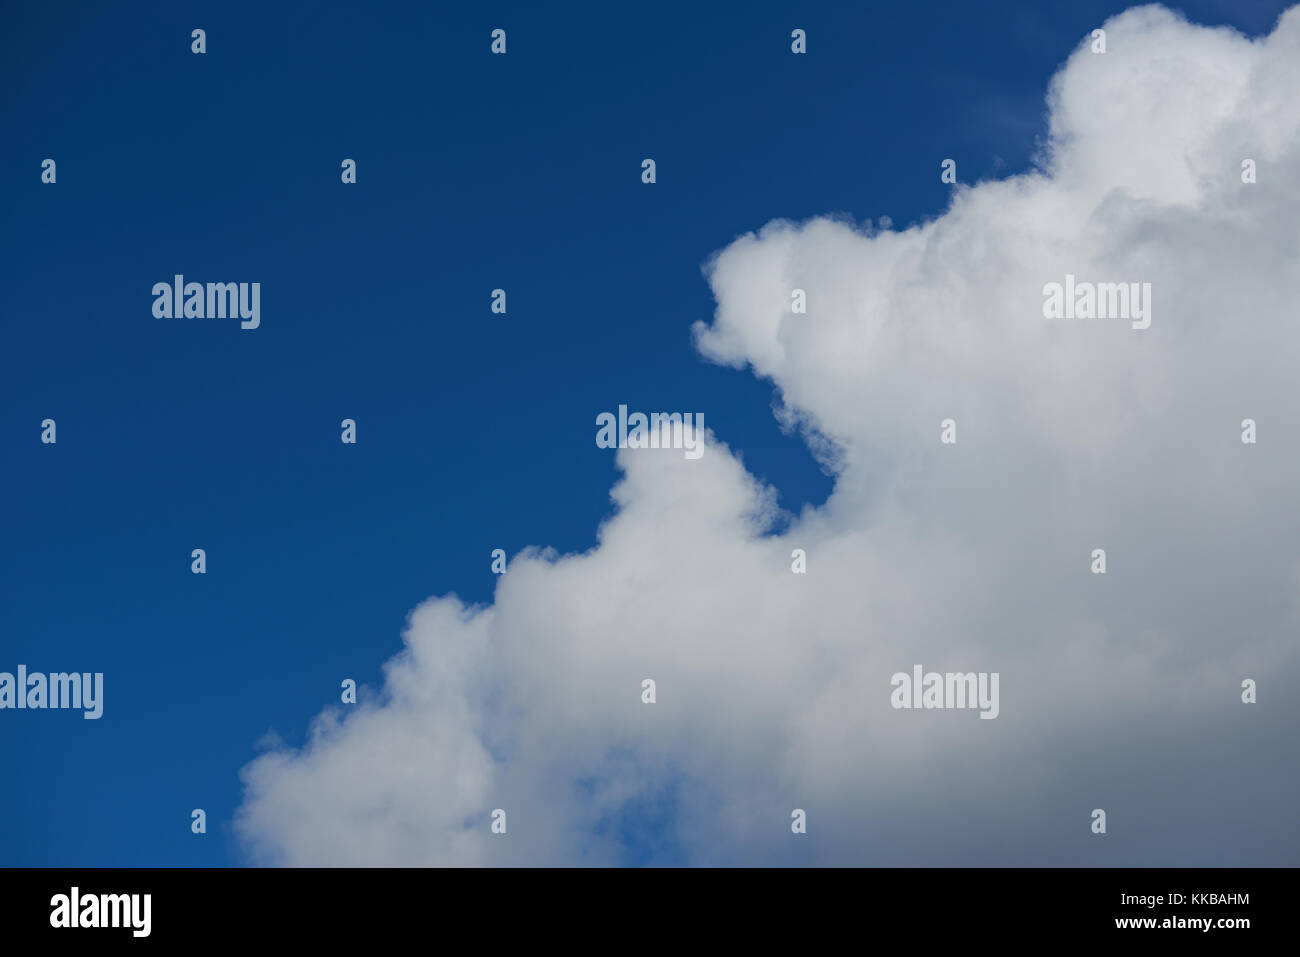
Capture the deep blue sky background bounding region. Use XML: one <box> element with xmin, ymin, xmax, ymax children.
<box><xmin>0</xmin><ymin>0</ymin><xmax>1290</xmax><ymax>866</ymax></box>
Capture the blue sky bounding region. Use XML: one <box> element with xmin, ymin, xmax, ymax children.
<box><xmin>1</xmin><ymin>0</ymin><xmax>1295</xmax><ymax>867</ymax></box>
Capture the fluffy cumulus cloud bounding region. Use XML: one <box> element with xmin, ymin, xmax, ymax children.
<box><xmin>237</xmin><ymin>5</ymin><xmax>1300</xmax><ymax>865</ymax></box>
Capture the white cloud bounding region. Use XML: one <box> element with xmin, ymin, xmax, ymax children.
<box><xmin>237</xmin><ymin>5</ymin><xmax>1300</xmax><ymax>865</ymax></box>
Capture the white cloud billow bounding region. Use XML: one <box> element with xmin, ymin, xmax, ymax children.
<box><xmin>237</xmin><ymin>5</ymin><xmax>1300</xmax><ymax>865</ymax></box>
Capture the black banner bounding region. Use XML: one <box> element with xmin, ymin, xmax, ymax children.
<box><xmin>0</xmin><ymin>867</ymin><xmax>1278</xmax><ymax>944</ymax></box>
